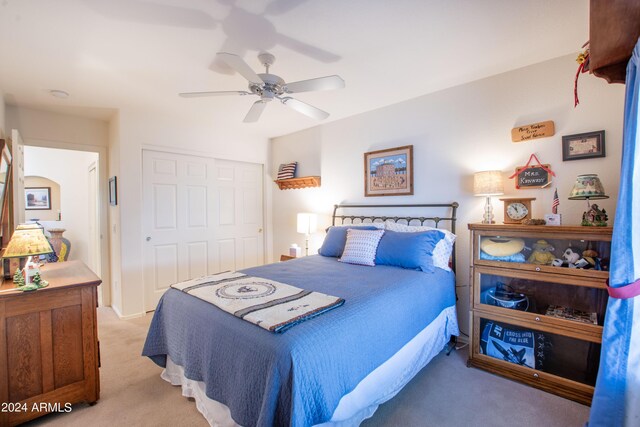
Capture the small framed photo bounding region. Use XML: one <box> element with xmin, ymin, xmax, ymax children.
<box><xmin>562</xmin><ymin>130</ymin><xmax>605</xmax><ymax>161</ymax></box>
<box><xmin>109</xmin><ymin>176</ymin><xmax>118</xmax><ymax>206</ymax></box>
<box><xmin>25</xmin><ymin>187</ymin><xmax>51</xmax><ymax>210</ymax></box>
<box><xmin>364</xmin><ymin>145</ymin><xmax>413</xmax><ymax>197</ymax></box>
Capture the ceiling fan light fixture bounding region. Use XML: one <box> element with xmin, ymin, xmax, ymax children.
<box><xmin>181</xmin><ymin>52</ymin><xmax>344</xmax><ymax>122</ymax></box>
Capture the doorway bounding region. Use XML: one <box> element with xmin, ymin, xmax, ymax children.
<box><xmin>23</xmin><ymin>146</ymin><xmax>103</xmax><ymax>299</ymax></box>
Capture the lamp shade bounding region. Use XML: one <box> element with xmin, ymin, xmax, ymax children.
<box><xmin>473</xmin><ymin>170</ymin><xmax>504</xmax><ymax>196</ymax></box>
<box><xmin>568</xmin><ymin>174</ymin><xmax>609</xmax><ymax>200</ymax></box>
<box><xmin>3</xmin><ymin>228</ymin><xmax>53</xmax><ymax>258</ymax></box>
<box><xmin>297</xmin><ymin>213</ymin><xmax>318</xmax><ymax>235</ymax></box>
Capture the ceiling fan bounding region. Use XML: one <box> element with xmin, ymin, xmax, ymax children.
<box><xmin>179</xmin><ymin>52</ymin><xmax>345</xmax><ymax>122</ymax></box>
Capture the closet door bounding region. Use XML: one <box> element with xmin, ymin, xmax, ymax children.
<box><xmin>142</xmin><ymin>150</ymin><xmax>264</xmax><ymax>312</ymax></box>
<box><xmin>213</xmin><ymin>159</ymin><xmax>264</xmax><ymax>273</ymax></box>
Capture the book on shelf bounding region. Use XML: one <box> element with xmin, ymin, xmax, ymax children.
<box><xmin>545</xmin><ymin>305</ymin><xmax>598</xmax><ymax>325</ymax></box>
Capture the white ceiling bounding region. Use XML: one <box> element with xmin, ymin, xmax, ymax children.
<box><xmin>0</xmin><ymin>0</ymin><xmax>588</xmax><ymax>139</ymax></box>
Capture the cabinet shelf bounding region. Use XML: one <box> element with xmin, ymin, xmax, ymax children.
<box><xmin>274</xmin><ymin>176</ymin><xmax>321</xmax><ymax>190</ymax></box>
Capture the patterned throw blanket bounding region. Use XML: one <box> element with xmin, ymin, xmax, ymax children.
<box><xmin>171</xmin><ymin>272</ymin><xmax>344</xmax><ymax>333</ymax></box>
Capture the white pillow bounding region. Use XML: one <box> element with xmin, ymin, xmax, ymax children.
<box><xmin>339</xmin><ymin>229</ymin><xmax>385</xmax><ymax>267</ymax></box>
<box><xmin>334</xmin><ymin>222</ymin><xmax>384</xmax><ymax>229</ymax></box>
<box><xmin>384</xmin><ymin>220</ymin><xmax>456</xmax><ymax>271</ymax></box>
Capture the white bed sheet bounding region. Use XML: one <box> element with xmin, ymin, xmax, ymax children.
<box><xmin>161</xmin><ymin>305</ymin><xmax>459</xmax><ymax>427</ymax></box>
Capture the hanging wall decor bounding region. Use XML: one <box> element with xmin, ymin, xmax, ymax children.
<box><xmin>509</xmin><ymin>154</ymin><xmax>556</xmax><ymax>189</ymax></box>
<box><xmin>109</xmin><ymin>176</ymin><xmax>118</xmax><ymax>206</ymax></box>
<box><xmin>562</xmin><ymin>130</ymin><xmax>606</xmax><ymax>161</ymax></box>
<box><xmin>364</xmin><ymin>145</ymin><xmax>413</xmax><ymax>197</ymax></box>
<box><xmin>510</xmin><ymin>120</ymin><xmax>555</xmax><ymax>142</ymax></box>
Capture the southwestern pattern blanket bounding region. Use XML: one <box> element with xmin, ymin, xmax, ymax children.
<box><xmin>171</xmin><ymin>271</ymin><xmax>344</xmax><ymax>333</ymax></box>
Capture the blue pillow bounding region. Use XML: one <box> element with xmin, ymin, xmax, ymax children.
<box><xmin>375</xmin><ymin>230</ymin><xmax>444</xmax><ymax>272</ymax></box>
<box><xmin>318</xmin><ymin>226</ymin><xmax>380</xmax><ymax>257</ymax></box>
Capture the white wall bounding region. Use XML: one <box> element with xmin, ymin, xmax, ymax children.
<box><xmin>108</xmin><ymin>112</ymin><xmax>123</xmax><ymax>316</ymax></box>
<box><xmin>24</xmin><ymin>146</ymin><xmax>99</xmax><ymax>266</ymax></box>
<box><xmin>6</xmin><ymin>107</ymin><xmax>108</xmax><ymax>147</ymax></box>
<box><xmin>271</xmin><ymin>54</ymin><xmax>626</xmax><ymax>335</ymax></box>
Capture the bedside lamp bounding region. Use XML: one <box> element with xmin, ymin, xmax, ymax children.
<box><xmin>2</xmin><ymin>226</ymin><xmax>53</xmax><ymax>283</ymax></box>
<box><xmin>474</xmin><ymin>170</ymin><xmax>504</xmax><ymax>224</ymax></box>
<box><xmin>297</xmin><ymin>213</ymin><xmax>318</xmax><ymax>256</ymax></box>
<box><xmin>568</xmin><ymin>174</ymin><xmax>609</xmax><ymax>226</ymax></box>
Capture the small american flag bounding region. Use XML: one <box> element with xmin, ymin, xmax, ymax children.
<box><xmin>552</xmin><ymin>189</ymin><xmax>560</xmax><ymax>214</ymax></box>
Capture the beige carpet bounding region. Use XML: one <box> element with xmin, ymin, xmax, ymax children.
<box><xmin>27</xmin><ymin>308</ymin><xmax>590</xmax><ymax>427</ymax></box>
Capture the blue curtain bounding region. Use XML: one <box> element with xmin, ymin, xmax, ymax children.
<box><xmin>589</xmin><ymin>39</ymin><xmax>640</xmax><ymax>426</ymax></box>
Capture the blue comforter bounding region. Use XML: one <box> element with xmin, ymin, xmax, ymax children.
<box><xmin>143</xmin><ymin>255</ymin><xmax>456</xmax><ymax>427</ymax></box>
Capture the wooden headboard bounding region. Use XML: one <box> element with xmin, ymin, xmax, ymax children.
<box><xmin>331</xmin><ymin>202</ymin><xmax>459</xmax><ymax>272</ymax></box>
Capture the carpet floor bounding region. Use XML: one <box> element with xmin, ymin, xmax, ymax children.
<box><xmin>26</xmin><ymin>307</ymin><xmax>590</xmax><ymax>427</ymax></box>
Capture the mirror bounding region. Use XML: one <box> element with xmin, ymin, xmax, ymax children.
<box><xmin>0</xmin><ymin>140</ymin><xmax>13</xmax><ymax>242</ymax></box>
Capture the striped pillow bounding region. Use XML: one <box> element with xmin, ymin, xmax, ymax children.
<box><xmin>277</xmin><ymin>162</ymin><xmax>297</xmax><ymax>180</ymax></box>
<box><xmin>339</xmin><ymin>229</ymin><xmax>385</xmax><ymax>267</ymax></box>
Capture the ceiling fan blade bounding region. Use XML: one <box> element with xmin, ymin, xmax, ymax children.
<box><xmin>281</xmin><ymin>97</ymin><xmax>329</xmax><ymax>120</ymax></box>
<box><xmin>217</xmin><ymin>52</ymin><xmax>263</xmax><ymax>84</ymax></box>
<box><xmin>284</xmin><ymin>75</ymin><xmax>345</xmax><ymax>94</ymax></box>
<box><xmin>179</xmin><ymin>90</ymin><xmax>251</xmax><ymax>98</ymax></box>
<box><xmin>243</xmin><ymin>100</ymin><xmax>267</xmax><ymax>123</ymax></box>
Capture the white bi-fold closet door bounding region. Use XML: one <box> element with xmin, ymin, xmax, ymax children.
<box><xmin>142</xmin><ymin>150</ymin><xmax>264</xmax><ymax>312</ymax></box>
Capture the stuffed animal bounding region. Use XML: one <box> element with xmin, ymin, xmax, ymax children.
<box><xmin>528</xmin><ymin>240</ymin><xmax>556</xmax><ymax>265</ymax></box>
<box><xmin>562</xmin><ymin>248</ymin><xmax>581</xmax><ymax>265</ymax></box>
<box><xmin>556</xmin><ymin>246</ymin><xmax>597</xmax><ymax>269</ymax></box>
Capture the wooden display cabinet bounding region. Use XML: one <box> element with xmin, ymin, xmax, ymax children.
<box><xmin>468</xmin><ymin>223</ymin><xmax>612</xmax><ymax>405</ymax></box>
<box><xmin>0</xmin><ymin>261</ymin><xmax>101</xmax><ymax>426</ymax></box>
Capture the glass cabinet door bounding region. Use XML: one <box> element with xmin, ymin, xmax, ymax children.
<box><xmin>474</xmin><ymin>231</ymin><xmax>611</xmax><ymax>278</ymax></box>
<box><xmin>476</xmin><ymin>315</ymin><xmax>601</xmax><ymax>387</ymax></box>
<box><xmin>474</xmin><ymin>267</ymin><xmax>608</xmax><ymax>334</ymax></box>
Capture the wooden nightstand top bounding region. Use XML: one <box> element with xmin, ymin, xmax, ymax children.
<box><xmin>0</xmin><ymin>260</ymin><xmax>101</xmax><ymax>297</ymax></box>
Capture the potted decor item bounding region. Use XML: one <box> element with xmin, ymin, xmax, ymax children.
<box><xmin>47</xmin><ymin>228</ymin><xmax>71</xmax><ymax>261</ymax></box>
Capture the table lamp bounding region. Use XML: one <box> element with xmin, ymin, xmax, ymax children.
<box><xmin>297</xmin><ymin>213</ymin><xmax>318</xmax><ymax>256</ymax></box>
<box><xmin>568</xmin><ymin>174</ymin><xmax>609</xmax><ymax>226</ymax></box>
<box><xmin>474</xmin><ymin>170</ymin><xmax>504</xmax><ymax>224</ymax></box>
<box><xmin>2</xmin><ymin>226</ymin><xmax>53</xmax><ymax>285</ymax></box>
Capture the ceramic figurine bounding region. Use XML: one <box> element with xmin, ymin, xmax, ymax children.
<box><xmin>581</xmin><ymin>204</ymin><xmax>608</xmax><ymax>227</ymax></box>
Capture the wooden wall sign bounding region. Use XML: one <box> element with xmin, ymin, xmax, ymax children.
<box><xmin>511</xmin><ymin>120</ymin><xmax>555</xmax><ymax>142</ymax></box>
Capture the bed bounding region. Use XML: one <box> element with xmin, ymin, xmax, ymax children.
<box><xmin>143</xmin><ymin>203</ymin><xmax>459</xmax><ymax>427</ymax></box>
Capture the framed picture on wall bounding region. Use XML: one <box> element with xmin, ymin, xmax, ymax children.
<box><xmin>109</xmin><ymin>176</ymin><xmax>118</xmax><ymax>206</ymax></box>
<box><xmin>25</xmin><ymin>187</ymin><xmax>51</xmax><ymax>210</ymax></box>
<box><xmin>562</xmin><ymin>130</ymin><xmax>606</xmax><ymax>161</ymax></box>
<box><xmin>364</xmin><ymin>145</ymin><xmax>414</xmax><ymax>197</ymax></box>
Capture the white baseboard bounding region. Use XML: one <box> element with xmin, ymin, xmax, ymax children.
<box><xmin>456</xmin><ymin>334</ymin><xmax>470</xmax><ymax>344</ymax></box>
<box><xmin>110</xmin><ymin>304</ymin><xmax>146</xmax><ymax>320</ymax></box>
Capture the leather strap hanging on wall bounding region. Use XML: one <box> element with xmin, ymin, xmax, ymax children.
<box><xmin>589</xmin><ymin>0</ymin><xmax>640</xmax><ymax>84</ymax></box>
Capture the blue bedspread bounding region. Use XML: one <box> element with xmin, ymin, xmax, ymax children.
<box><xmin>142</xmin><ymin>255</ymin><xmax>456</xmax><ymax>427</ymax></box>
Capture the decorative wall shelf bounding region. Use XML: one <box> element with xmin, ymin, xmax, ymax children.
<box><xmin>274</xmin><ymin>176</ymin><xmax>321</xmax><ymax>190</ymax></box>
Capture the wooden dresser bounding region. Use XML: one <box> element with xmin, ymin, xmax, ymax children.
<box><xmin>0</xmin><ymin>261</ymin><xmax>100</xmax><ymax>426</ymax></box>
<box><xmin>468</xmin><ymin>224</ymin><xmax>612</xmax><ymax>405</ymax></box>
